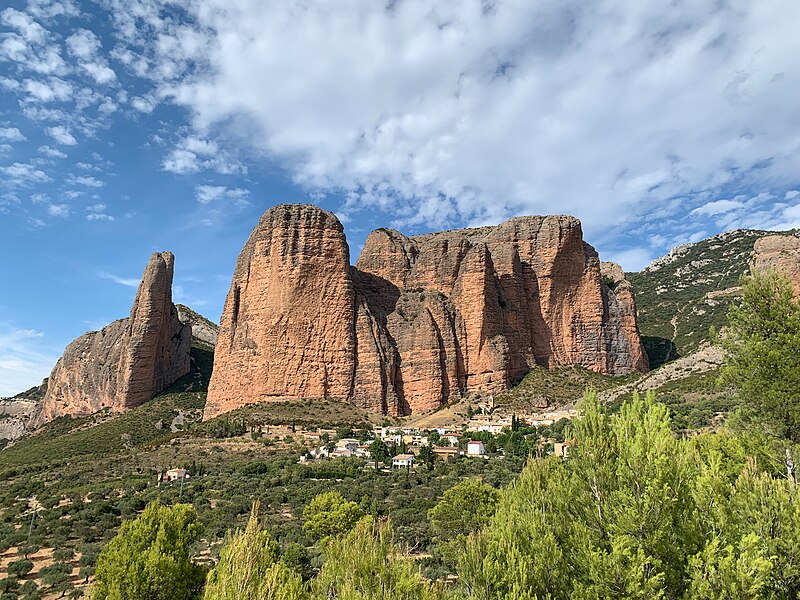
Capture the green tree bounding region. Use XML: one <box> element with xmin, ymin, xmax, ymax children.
<box><xmin>457</xmin><ymin>390</ymin><xmax>800</xmax><ymax>599</ymax></box>
<box><xmin>428</xmin><ymin>478</ymin><xmax>500</xmax><ymax>570</ymax></box>
<box><xmin>429</xmin><ymin>478</ymin><xmax>500</xmax><ymax>541</ymax></box>
<box><xmin>719</xmin><ymin>270</ymin><xmax>800</xmax><ymax>441</ymax></box>
<box><xmin>91</xmin><ymin>501</ymin><xmax>204</xmax><ymax>600</ymax></box>
<box><xmin>7</xmin><ymin>558</ymin><xmax>33</xmax><ymax>578</ymax></box>
<box><xmin>302</xmin><ymin>491</ymin><xmax>364</xmax><ymax>542</ymax></box>
<box><xmin>313</xmin><ymin>517</ymin><xmax>445</xmax><ymax>600</ymax></box>
<box><xmin>204</xmin><ymin>503</ymin><xmax>306</xmax><ymax>600</ymax></box>
<box><xmin>369</xmin><ymin>439</ymin><xmax>390</xmax><ymax>470</ymax></box>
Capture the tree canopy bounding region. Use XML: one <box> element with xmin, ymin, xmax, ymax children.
<box><xmin>719</xmin><ymin>270</ymin><xmax>800</xmax><ymax>442</ymax></box>
<box><xmin>91</xmin><ymin>501</ymin><xmax>205</xmax><ymax>600</ymax></box>
<box><xmin>301</xmin><ymin>491</ymin><xmax>364</xmax><ymax>542</ymax></box>
<box><xmin>204</xmin><ymin>503</ymin><xmax>305</xmax><ymax>600</ymax></box>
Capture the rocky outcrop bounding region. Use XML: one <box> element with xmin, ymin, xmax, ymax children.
<box><xmin>205</xmin><ymin>206</ymin><xmax>356</xmax><ymax>419</ymax></box>
<box><xmin>33</xmin><ymin>252</ymin><xmax>191</xmax><ymax>426</ymax></box>
<box><xmin>204</xmin><ymin>205</ymin><xmax>648</xmax><ymax>420</ymax></box>
<box><xmin>751</xmin><ymin>235</ymin><xmax>800</xmax><ymax>295</ymax></box>
<box><xmin>177</xmin><ymin>304</ymin><xmax>219</xmax><ymax>347</ymax></box>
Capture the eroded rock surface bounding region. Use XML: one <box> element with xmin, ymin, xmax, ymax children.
<box><xmin>752</xmin><ymin>235</ymin><xmax>800</xmax><ymax>295</ymax></box>
<box><xmin>33</xmin><ymin>252</ymin><xmax>191</xmax><ymax>426</ymax></box>
<box><xmin>205</xmin><ymin>205</ymin><xmax>648</xmax><ymax>420</ymax></box>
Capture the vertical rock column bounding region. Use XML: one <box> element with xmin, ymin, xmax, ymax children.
<box><xmin>204</xmin><ymin>205</ymin><xmax>356</xmax><ymax>420</ymax></box>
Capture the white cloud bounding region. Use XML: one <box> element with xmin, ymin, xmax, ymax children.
<box><xmin>162</xmin><ymin>136</ymin><xmax>246</xmax><ymax>175</ymax></box>
<box><xmin>195</xmin><ymin>184</ymin><xmax>250</xmax><ymax>205</ymax></box>
<box><xmin>130</xmin><ymin>95</ymin><xmax>157</xmax><ymax>113</ymax></box>
<box><xmin>46</xmin><ymin>202</ymin><xmax>69</xmax><ymax>217</ymax></box>
<box><xmin>98</xmin><ymin>271</ymin><xmax>139</xmax><ymax>287</ymax></box>
<box><xmin>68</xmin><ymin>175</ymin><xmax>104</xmax><ymax>187</ymax></box>
<box><xmin>38</xmin><ymin>144</ymin><xmax>67</xmax><ymax>158</ymax></box>
<box><xmin>26</xmin><ymin>0</ymin><xmax>81</xmax><ymax>20</ymax></box>
<box><xmin>690</xmin><ymin>199</ymin><xmax>743</xmax><ymax>216</ymax></box>
<box><xmin>0</xmin><ymin>325</ymin><xmax>58</xmax><ymax>397</ymax></box>
<box><xmin>605</xmin><ymin>247</ymin><xmax>655</xmax><ymax>272</ymax></box>
<box><xmin>66</xmin><ymin>28</ymin><xmax>116</xmax><ymax>84</ymax></box>
<box><xmin>122</xmin><ymin>0</ymin><xmax>800</xmax><ymax>242</ymax></box>
<box><xmin>86</xmin><ymin>202</ymin><xmax>114</xmax><ymax>221</ymax></box>
<box><xmin>0</xmin><ymin>8</ymin><xmax>47</xmax><ymax>44</ymax></box>
<box><xmin>0</xmin><ymin>127</ymin><xmax>26</xmax><ymax>142</ymax></box>
<box><xmin>23</xmin><ymin>77</ymin><xmax>73</xmax><ymax>102</ymax></box>
<box><xmin>46</xmin><ymin>125</ymin><xmax>77</xmax><ymax>145</ymax></box>
<box><xmin>0</xmin><ymin>162</ymin><xmax>50</xmax><ymax>184</ymax></box>
<box><xmin>786</xmin><ymin>190</ymin><xmax>800</xmax><ymax>201</ymax></box>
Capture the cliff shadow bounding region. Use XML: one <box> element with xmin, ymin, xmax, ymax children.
<box><xmin>641</xmin><ymin>336</ymin><xmax>679</xmax><ymax>369</ymax></box>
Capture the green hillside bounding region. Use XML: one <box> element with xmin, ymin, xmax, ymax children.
<box><xmin>628</xmin><ymin>228</ymin><xmax>792</xmax><ymax>367</ymax></box>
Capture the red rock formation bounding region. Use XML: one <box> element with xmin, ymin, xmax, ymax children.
<box><xmin>751</xmin><ymin>235</ymin><xmax>800</xmax><ymax>295</ymax></box>
<box><xmin>205</xmin><ymin>204</ymin><xmax>648</xmax><ymax>420</ymax></box>
<box><xmin>204</xmin><ymin>205</ymin><xmax>356</xmax><ymax>420</ymax></box>
<box><xmin>34</xmin><ymin>252</ymin><xmax>191</xmax><ymax>426</ymax></box>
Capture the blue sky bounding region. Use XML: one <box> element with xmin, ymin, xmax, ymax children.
<box><xmin>1</xmin><ymin>0</ymin><xmax>800</xmax><ymax>395</ymax></box>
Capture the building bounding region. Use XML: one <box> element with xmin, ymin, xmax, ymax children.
<box><xmin>466</xmin><ymin>440</ymin><xmax>486</xmax><ymax>456</ymax></box>
<box><xmin>442</xmin><ymin>433</ymin><xmax>462</xmax><ymax>446</ymax></box>
<box><xmin>336</xmin><ymin>438</ymin><xmax>360</xmax><ymax>451</ymax></box>
<box><xmin>432</xmin><ymin>446</ymin><xmax>460</xmax><ymax>460</ymax></box>
<box><xmin>164</xmin><ymin>468</ymin><xmax>188</xmax><ymax>482</ymax></box>
<box><xmin>553</xmin><ymin>442</ymin><xmax>572</xmax><ymax>459</ymax></box>
<box><xmin>392</xmin><ymin>454</ymin><xmax>415</xmax><ymax>469</ymax></box>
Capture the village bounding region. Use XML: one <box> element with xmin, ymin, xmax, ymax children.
<box><xmin>298</xmin><ymin>404</ymin><xmax>576</xmax><ymax>469</ymax></box>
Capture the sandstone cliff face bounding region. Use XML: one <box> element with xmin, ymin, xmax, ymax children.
<box><xmin>204</xmin><ymin>205</ymin><xmax>648</xmax><ymax>420</ymax></box>
<box><xmin>34</xmin><ymin>252</ymin><xmax>191</xmax><ymax>426</ymax></box>
<box><xmin>751</xmin><ymin>235</ymin><xmax>800</xmax><ymax>295</ymax></box>
<box><xmin>205</xmin><ymin>206</ymin><xmax>356</xmax><ymax>419</ymax></box>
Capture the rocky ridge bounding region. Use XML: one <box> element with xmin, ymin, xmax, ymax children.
<box><xmin>32</xmin><ymin>252</ymin><xmax>191</xmax><ymax>426</ymax></box>
<box><xmin>177</xmin><ymin>304</ymin><xmax>219</xmax><ymax>347</ymax></box>
<box><xmin>205</xmin><ymin>204</ymin><xmax>648</xmax><ymax>420</ymax></box>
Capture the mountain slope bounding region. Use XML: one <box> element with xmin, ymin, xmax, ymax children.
<box><xmin>628</xmin><ymin>228</ymin><xmax>797</xmax><ymax>367</ymax></box>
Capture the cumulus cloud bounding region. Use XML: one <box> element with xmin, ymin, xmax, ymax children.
<box><xmin>0</xmin><ymin>127</ymin><xmax>26</xmax><ymax>142</ymax></box>
<box><xmin>46</xmin><ymin>125</ymin><xmax>77</xmax><ymax>145</ymax></box>
<box><xmin>66</xmin><ymin>28</ymin><xmax>116</xmax><ymax>84</ymax></box>
<box><xmin>162</xmin><ymin>136</ymin><xmax>246</xmax><ymax>175</ymax></box>
<box><xmin>68</xmin><ymin>174</ymin><xmax>104</xmax><ymax>187</ymax></box>
<box><xmin>86</xmin><ymin>202</ymin><xmax>114</xmax><ymax>220</ymax></box>
<box><xmin>0</xmin><ymin>162</ymin><xmax>50</xmax><ymax>184</ymax></box>
<box><xmin>38</xmin><ymin>144</ymin><xmax>66</xmax><ymax>158</ymax></box>
<box><xmin>46</xmin><ymin>202</ymin><xmax>69</xmax><ymax>217</ymax></box>
<box><xmin>121</xmin><ymin>0</ymin><xmax>800</xmax><ymax>245</ymax></box>
<box><xmin>195</xmin><ymin>184</ymin><xmax>250</xmax><ymax>205</ymax></box>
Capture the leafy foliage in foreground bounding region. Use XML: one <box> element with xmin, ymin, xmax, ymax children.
<box><xmin>204</xmin><ymin>503</ymin><xmax>305</xmax><ymax>600</ymax></box>
<box><xmin>719</xmin><ymin>271</ymin><xmax>800</xmax><ymax>442</ymax></box>
<box><xmin>457</xmin><ymin>392</ymin><xmax>800</xmax><ymax>599</ymax></box>
<box><xmin>92</xmin><ymin>501</ymin><xmax>205</xmax><ymax>600</ymax></box>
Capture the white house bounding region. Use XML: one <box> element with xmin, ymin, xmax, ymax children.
<box><xmin>442</xmin><ymin>433</ymin><xmax>462</xmax><ymax>446</ymax></box>
<box><xmin>392</xmin><ymin>454</ymin><xmax>415</xmax><ymax>469</ymax></box>
<box><xmin>336</xmin><ymin>438</ymin><xmax>360</xmax><ymax>451</ymax></box>
<box><xmin>164</xmin><ymin>468</ymin><xmax>188</xmax><ymax>482</ymax></box>
<box><xmin>466</xmin><ymin>440</ymin><xmax>485</xmax><ymax>456</ymax></box>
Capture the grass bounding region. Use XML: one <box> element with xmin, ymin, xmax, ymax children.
<box><xmin>495</xmin><ymin>365</ymin><xmax>637</xmax><ymax>409</ymax></box>
<box><xmin>0</xmin><ymin>392</ymin><xmax>206</xmax><ymax>469</ymax></box>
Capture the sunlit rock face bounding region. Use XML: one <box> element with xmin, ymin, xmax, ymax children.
<box><xmin>205</xmin><ymin>204</ymin><xmax>648</xmax><ymax>420</ymax></box>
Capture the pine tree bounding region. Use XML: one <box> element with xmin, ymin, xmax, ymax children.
<box><xmin>204</xmin><ymin>503</ymin><xmax>306</xmax><ymax>600</ymax></box>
